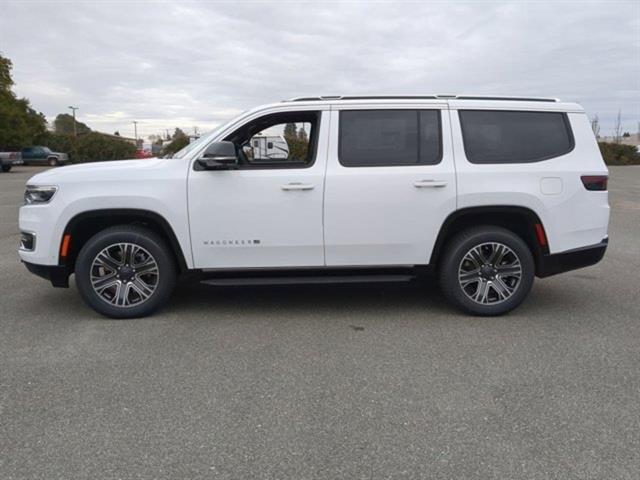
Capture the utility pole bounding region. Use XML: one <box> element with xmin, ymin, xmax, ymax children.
<box><xmin>68</xmin><ymin>106</ymin><xmax>79</xmax><ymax>137</ymax></box>
<box><xmin>133</xmin><ymin>121</ymin><xmax>138</xmax><ymax>144</ymax></box>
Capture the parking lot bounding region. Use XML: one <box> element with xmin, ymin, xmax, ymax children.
<box><xmin>1</xmin><ymin>165</ymin><xmax>639</xmax><ymax>479</ymax></box>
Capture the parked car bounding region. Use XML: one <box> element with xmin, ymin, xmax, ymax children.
<box><xmin>21</xmin><ymin>146</ymin><xmax>69</xmax><ymax>166</ymax></box>
<box><xmin>134</xmin><ymin>149</ymin><xmax>154</xmax><ymax>159</ymax></box>
<box><xmin>0</xmin><ymin>151</ymin><xmax>23</xmax><ymax>172</ymax></box>
<box><xmin>18</xmin><ymin>95</ymin><xmax>609</xmax><ymax>318</ymax></box>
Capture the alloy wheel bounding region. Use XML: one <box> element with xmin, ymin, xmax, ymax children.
<box><xmin>458</xmin><ymin>242</ymin><xmax>523</xmax><ymax>305</ymax></box>
<box><xmin>90</xmin><ymin>242</ymin><xmax>159</xmax><ymax>307</ymax></box>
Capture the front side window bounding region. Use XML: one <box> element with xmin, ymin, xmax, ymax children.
<box><xmin>338</xmin><ymin>109</ymin><xmax>442</xmax><ymax>167</ymax></box>
<box><xmin>225</xmin><ymin>111</ymin><xmax>319</xmax><ymax>168</ymax></box>
<box><xmin>459</xmin><ymin>110</ymin><xmax>574</xmax><ymax>164</ymax></box>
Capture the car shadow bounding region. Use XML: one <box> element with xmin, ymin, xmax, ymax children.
<box><xmin>166</xmin><ymin>276</ymin><xmax>453</xmax><ymax>319</ymax></box>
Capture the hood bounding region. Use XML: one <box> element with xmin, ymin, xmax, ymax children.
<box><xmin>27</xmin><ymin>158</ymin><xmax>166</xmax><ymax>185</ymax></box>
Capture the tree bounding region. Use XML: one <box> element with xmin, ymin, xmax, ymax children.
<box><xmin>622</xmin><ymin>132</ymin><xmax>630</xmax><ymax>138</ymax></box>
<box><xmin>613</xmin><ymin>110</ymin><xmax>622</xmax><ymax>144</ymax></box>
<box><xmin>282</xmin><ymin>122</ymin><xmax>309</xmax><ymax>161</ymax></box>
<box><xmin>0</xmin><ymin>52</ymin><xmax>47</xmax><ymax>149</ymax></box>
<box><xmin>283</xmin><ymin>123</ymin><xmax>297</xmax><ymax>140</ymax></box>
<box><xmin>590</xmin><ymin>114</ymin><xmax>600</xmax><ymax>138</ymax></box>
<box><xmin>297</xmin><ymin>126</ymin><xmax>308</xmax><ymax>142</ymax></box>
<box><xmin>114</xmin><ymin>131</ymin><xmax>120</xmax><ymax>136</ymax></box>
<box><xmin>172</xmin><ymin>127</ymin><xmax>187</xmax><ymax>140</ymax></box>
<box><xmin>53</xmin><ymin>113</ymin><xmax>91</xmax><ymax>136</ymax></box>
<box><xmin>163</xmin><ymin>128</ymin><xmax>190</xmax><ymax>156</ymax></box>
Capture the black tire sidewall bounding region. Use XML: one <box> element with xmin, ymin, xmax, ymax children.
<box><xmin>439</xmin><ymin>227</ymin><xmax>535</xmax><ymax>316</ymax></box>
<box><xmin>75</xmin><ymin>227</ymin><xmax>176</xmax><ymax>319</ymax></box>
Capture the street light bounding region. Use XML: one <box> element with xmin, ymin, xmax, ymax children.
<box><xmin>68</xmin><ymin>106</ymin><xmax>79</xmax><ymax>137</ymax></box>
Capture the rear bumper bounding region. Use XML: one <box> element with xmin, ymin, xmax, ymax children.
<box><xmin>23</xmin><ymin>261</ymin><xmax>70</xmax><ymax>288</ymax></box>
<box><xmin>536</xmin><ymin>238</ymin><xmax>608</xmax><ymax>278</ymax></box>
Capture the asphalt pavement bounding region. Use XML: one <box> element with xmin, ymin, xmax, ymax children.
<box><xmin>1</xmin><ymin>165</ymin><xmax>639</xmax><ymax>479</ymax></box>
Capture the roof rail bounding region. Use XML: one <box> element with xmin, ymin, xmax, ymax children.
<box><xmin>286</xmin><ymin>95</ymin><xmax>438</xmax><ymax>102</ymax></box>
<box><xmin>454</xmin><ymin>95</ymin><xmax>559</xmax><ymax>103</ymax></box>
<box><xmin>285</xmin><ymin>95</ymin><xmax>560</xmax><ymax>103</ymax></box>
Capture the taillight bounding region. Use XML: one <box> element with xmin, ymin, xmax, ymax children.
<box><xmin>581</xmin><ymin>175</ymin><xmax>608</xmax><ymax>191</ymax></box>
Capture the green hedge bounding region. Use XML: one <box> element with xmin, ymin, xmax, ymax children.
<box><xmin>35</xmin><ymin>131</ymin><xmax>137</xmax><ymax>163</ymax></box>
<box><xmin>598</xmin><ymin>142</ymin><xmax>640</xmax><ymax>166</ymax></box>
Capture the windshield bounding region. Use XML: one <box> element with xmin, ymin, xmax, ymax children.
<box><xmin>170</xmin><ymin>135</ymin><xmax>210</xmax><ymax>159</ymax></box>
<box><xmin>168</xmin><ymin>109</ymin><xmax>250</xmax><ymax>159</ymax></box>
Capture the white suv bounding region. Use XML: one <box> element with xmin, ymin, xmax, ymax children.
<box><xmin>18</xmin><ymin>95</ymin><xmax>609</xmax><ymax>318</ymax></box>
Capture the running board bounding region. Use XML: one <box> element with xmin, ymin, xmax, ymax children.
<box><xmin>201</xmin><ymin>274</ymin><xmax>416</xmax><ymax>287</ymax></box>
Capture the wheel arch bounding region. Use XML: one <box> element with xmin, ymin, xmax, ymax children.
<box><xmin>430</xmin><ymin>206</ymin><xmax>550</xmax><ymax>274</ymax></box>
<box><xmin>60</xmin><ymin>208</ymin><xmax>189</xmax><ymax>274</ymax></box>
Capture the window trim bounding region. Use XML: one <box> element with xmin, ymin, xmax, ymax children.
<box><xmin>337</xmin><ymin>109</ymin><xmax>443</xmax><ymax>168</ymax></box>
<box><xmin>223</xmin><ymin>111</ymin><xmax>321</xmax><ymax>170</ymax></box>
<box><xmin>458</xmin><ymin>109</ymin><xmax>575</xmax><ymax>164</ymax></box>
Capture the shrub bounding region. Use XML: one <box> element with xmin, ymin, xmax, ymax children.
<box><xmin>35</xmin><ymin>131</ymin><xmax>137</xmax><ymax>163</ymax></box>
<box><xmin>35</xmin><ymin>131</ymin><xmax>75</xmax><ymax>159</ymax></box>
<box><xmin>598</xmin><ymin>142</ymin><xmax>640</xmax><ymax>166</ymax></box>
<box><xmin>74</xmin><ymin>132</ymin><xmax>137</xmax><ymax>162</ymax></box>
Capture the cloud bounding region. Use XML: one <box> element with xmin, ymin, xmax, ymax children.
<box><xmin>1</xmin><ymin>0</ymin><xmax>638</xmax><ymax>137</ymax></box>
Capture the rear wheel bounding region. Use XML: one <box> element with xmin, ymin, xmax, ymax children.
<box><xmin>75</xmin><ymin>226</ymin><xmax>177</xmax><ymax>318</ymax></box>
<box><xmin>439</xmin><ymin>226</ymin><xmax>535</xmax><ymax>316</ymax></box>
<box><xmin>1</xmin><ymin>165</ymin><xmax>11</xmax><ymax>172</ymax></box>
<box><xmin>48</xmin><ymin>157</ymin><xmax>59</xmax><ymax>166</ymax></box>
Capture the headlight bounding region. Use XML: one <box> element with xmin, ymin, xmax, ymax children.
<box><xmin>24</xmin><ymin>185</ymin><xmax>58</xmax><ymax>204</ymax></box>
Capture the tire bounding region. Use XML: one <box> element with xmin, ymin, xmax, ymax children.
<box><xmin>48</xmin><ymin>157</ymin><xmax>59</xmax><ymax>167</ymax></box>
<box><xmin>1</xmin><ymin>164</ymin><xmax>11</xmax><ymax>172</ymax></box>
<box><xmin>438</xmin><ymin>226</ymin><xmax>535</xmax><ymax>316</ymax></box>
<box><xmin>75</xmin><ymin>225</ymin><xmax>177</xmax><ymax>318</ymax></box>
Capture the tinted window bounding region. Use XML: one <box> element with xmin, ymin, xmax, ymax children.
<box><xmin>339</xmin><ymin>110</ymin><xmax>441</xmax><ymax>167</ymax></box>
<box><xmin>459</xmin><ymin>110</ymin><xmax>574</xmax><ymax>164</ymax></box>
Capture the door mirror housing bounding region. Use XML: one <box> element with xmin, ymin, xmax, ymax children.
<box><xmin>196</xmin><ymin>141</ymin><xmax>238</xmax><ymax>170</ymax></box>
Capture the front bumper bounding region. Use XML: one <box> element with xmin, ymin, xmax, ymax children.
<box><xmin>23</xmin><ymin>262</ymin><xmax>70</xmax><ymax>288</ymax></box>
<box><xmin>536</xmin><ymin>238</ymin><xmax>608</xmax><ymax>278</ymax></box>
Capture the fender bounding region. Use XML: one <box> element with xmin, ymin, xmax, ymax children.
<box><xmin>62</xmin><ymin>208</ymin><xmax>190</xmax><ymax>272</ymax></box>
<box><xmin>429</xmin><ymin>205</ymin><xmax>549</xmax><ymax>267</ymax></box>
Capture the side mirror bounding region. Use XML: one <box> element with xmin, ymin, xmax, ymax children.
<box><xmin>196</xmin><ymin>141</ymin><xmax>238</xmax><ymax>170</ymax></box>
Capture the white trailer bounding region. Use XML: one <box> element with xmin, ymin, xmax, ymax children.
<box><xmin>251</xmin><ymin>135</ymin><xmax>289</xmax><ymax>160</ymax></box>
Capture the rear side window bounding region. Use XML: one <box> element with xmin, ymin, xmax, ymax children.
<box><xmin>339</xmin><ymin>110</ymin><xmax>442</xmax><ymax>167</ymax></box>
<box><xmin>459</xmin><ymin>110</ymin><xmax>574</xmax><ymax>164</ymax></box>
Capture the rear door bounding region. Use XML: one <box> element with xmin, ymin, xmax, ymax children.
<box><xmin>324</xmin><ymin>102</ymin><xmax>457</xmax><ymax>266</ymax></box>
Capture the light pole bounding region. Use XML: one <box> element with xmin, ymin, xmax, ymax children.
<box><xmin>133</xmin><ymin>121</ymin><xmax>138</xmax><ymax>146</ymax></box>
<box><xmin>68</xmin><ymin>106</ymin><xmax>79</xmax><ymax>137</ymax></box>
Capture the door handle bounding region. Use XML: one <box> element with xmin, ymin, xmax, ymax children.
<box><xmin>414</xmin><ymin>180</ymin><xmax>448</xmax><ymax>188</ymax></box>
<box><xmin>281</xmin><ymin>183</ymin><xmax>315</xmax><ymax>191</ymax></box>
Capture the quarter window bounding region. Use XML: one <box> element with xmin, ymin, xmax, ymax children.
<box><xmin>459</xmin><ymin>110</ymin><xmax>574</xmax><ymax>164</ymax></box>
<box><xmin>339</xmin><ymin>110</ymin><xmax>442</xmax><ymax>167</ymax></box>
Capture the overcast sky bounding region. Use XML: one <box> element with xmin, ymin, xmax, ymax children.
<box><xmin>1</xmin><ymin>0</ymin><xmax>638</xmax><ymax>138</ymax></box>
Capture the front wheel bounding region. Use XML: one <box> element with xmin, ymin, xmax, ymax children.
<box><xmin>75</xmin><ymin>226</ymin><xmax>177</xmax><ymax>318</ymax></box>
<box><xmin>439</xmin><ymin>226</ymin><xmax>535</xmax><ymax>316</ymax></box>
<box><xmin>1</xmin><ymin>164</ymin><xmax>11</xmax><ymax>172</ymax></box>
<box><xmin>48</xmin><ymin>157</ymin><xmax>59</xmax><ymax>166</ymax></box>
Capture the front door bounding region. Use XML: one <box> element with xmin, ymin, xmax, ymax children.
<box><xmin>188</xmin><ymin>109</ymin><xmax>328</xmax><ymax>269</ymax></box>
<box><xmin>324</xmin><ymin>105</ymin><xmax>457</xmax><ymax>266</ymax></box>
